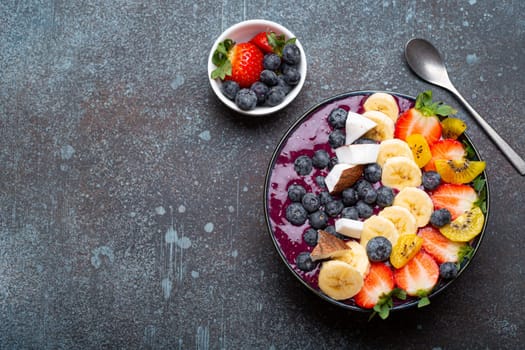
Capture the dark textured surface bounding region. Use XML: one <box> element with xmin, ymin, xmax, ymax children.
<box><xmin>1</xmin><ymin>1</ymin><xmax>524</xmax><ymax>349</ymax></box>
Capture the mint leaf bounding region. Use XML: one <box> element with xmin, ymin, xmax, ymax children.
<box><xmin>456</xmin><ymin>245</ymin><xmax>474</xmax><ymax>269</ymax></box>
<box><xmin>415</xmin><ymin>90</ymin><xmax>457</xmax><ymax>117</ymax></box>
<box><xmin>418</xmin><ymin>296</ymin><xmax>430</xmax><ymax>308</ymax></box>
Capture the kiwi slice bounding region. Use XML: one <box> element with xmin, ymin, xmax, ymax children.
<box><xmin>440</xmin><ymin>206</ymin><xmax>484</xmax><ymax>242</ymax></box>
<box><xmin>441</xmin><ymin>117</ymin><xmax>467</xmax><ymax>140</ymax></box>
<box><xmin>435</xmin><ymin>159</ymin><xmax>486</xmax><ymax>184</ymax></box>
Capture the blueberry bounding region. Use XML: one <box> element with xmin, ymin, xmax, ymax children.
<box><xmin>263</xmin><ymin>53</ymin><xmax>281</xmax><ymax>70</ymax></box>
<box><xmin>303</xmin><ymin>228</ymin><xmax>318</xmax><ymax>247</ymax></box>
<box><xmin>356</xmin><ymin>200</ymin><xmax>373</xmax><ymax>219</ymax></box>
<box><xmin>276</xmin><ymin>76</ymin><xmax>292</xmax><ymax>95</ymax></box>
<box><xmin>353</xmin><ymin>138</ymin><xmax>378</xmax><ymax>145</ymax></box>
<box><xmin>325</xmin><ymin>200</ymin><xmax>344</xmax><ymax>217</ymax></box>
<box><xmin>283</xmin><ymin>66</ymin><xmax>301</xmax><ymax>86</ymax></box>
<box><xmin>422</xmin><ymin>171</ymin><xmax>442</xmax><ymax>191</ymax></box>
<box><xmin>328</xmin><ymin>107</ymin><xmax>348</xmax><ymax>129</ymax></box>
<box><xmin>265</xmin><ymin>86</ymin><xmax>286</xmax><ymax>106</ymax></box>
<box><xmin>439</xmin><ymin>262</ymin><xmax>458</xmax><ymax>279</ymax></box>
<box><xmin>282</xmin><ymin>43</ymin><xmax>301</xmax><ymax>64</ymax></box>
<box><xmin>234</xmin><ymin>88</ymin><xmax>257</xmax><ymax>110</ymax></box>
<box><xmin>294</xmin><ymin>155</ymin><xmax>312</xmax><ymax>175</ymax></box>
<box><xmin>366</xmin><ymin>236</ymin><xmax>392</xmax><ymax>262</ymax></box>
<box><xmin>354</xmin><ymin>178</ymin><xmax>372</xmax><ymax>193</ymax></box>
<box><xmin>308</xmin><ymin>210</ymin><xmax>328</xmax><ymax>229</ymax></box>
<box><xmin>430</xmin><ymin>208</ymin><xmax>452</xmax><ymax>228</ymax></box>
<box><xmin>319</xmin><ymin>191</ymin><xmax>333</xmax><ymax>205</ymax></box>
<box><xmin>280</xmin><ymin>62</ymin><xmax>296</xmax><ymax>75</ymax></box>
<box><xmin>287</xmin><ymin>184</ymin><xmax>306</xmax><ymax>202</ymax></box>
<box><xmin>328</xmin><ymin>129</ymin><xmax>346</xmax><ymax>149</ymax></box>
<box><xmin>341</xmin><ymin>188</ymin><xmax>358</xmax><ymax>206</ymax></box>
<box><xmin>250</xmin><ymin>82</ymin><xmax>269</xmax><ymax>105</ymax></box>
<box><xmin>221</xmin><ymin>80</ymin><xmax>240</xmax><ymax>100</ymax></box>
<box><xmin>359</xmin><ymin>186</ymin><xmax>377</xmax><ymax>205</ymax></box>
<box><xmin>324</xmin><ymin>225</ymin><xmax>347</xmax><ymax>240</ymax></box>
<box><xmin>328</xmin><ymin>157</ymin><xmax>338</xmax><ymax>170</ymax></box>
<box><xmin>364</xmin><ymin>163</ymin><xmax>382</xmax><ymax>183</ymax></box>
<box><xmin>260</xmin><ymin>69</ymin><xmax>279</xmax><ymax>86</ymax></box>
<box><xmin>341</xmin><ymin>206</ymin><xmax>359</xmax><ymax>220</ymax></box>
<box><xmin>315</xmin><ymin>176</ymin><xmax>326</xmax><ymax>188</ymax></box>
<box><xmin>296</xmin><ymin>252</ymin><xmax>316</xmax><ymax>272</ymax></box>
<box><xmin>312</xmin><ymin>150</ymin><xmax>330</xmax><ymax>169</ymax></box>
<box><xmin>286</xmin><ymin>202</ymin><xmax>308</xmax><ymax>225</ymax></box>
<box><xmin>376</xmin><ymin>186</ymin><xmax>395</xmax><ymax>208</ymax></box>
<box><xmin>301</xmin><ymin>193</ymin><xmax>320</xmax><ymax>212</ymax></box>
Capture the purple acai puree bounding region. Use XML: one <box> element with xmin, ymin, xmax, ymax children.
<box><xmin>266</xmin><ymin>93</ymin><xmax>415</xmax><ymax>292</ymax></box>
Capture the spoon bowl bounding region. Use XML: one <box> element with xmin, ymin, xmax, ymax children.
<box><xmin>404</xmin><ymin>38</ymin><xmax>525</xmax><ymax>175</ymax></box>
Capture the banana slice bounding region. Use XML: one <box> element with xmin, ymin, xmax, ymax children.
<box><xmin>381</xmin><ymin>156</ymin><xmax>422</xmax><ymax>190</ymax></box>
<box><xmin>363</xmin><ymin>92</ymin><xmax>400</xmax><ymax>122</ymax></box>
<box><xmin>318</xmin><ymin>260</ymin><xmax>364</xmax><ymax>300</ymax></box>
<box><xmin>360</xmin><ymin>215</ymin><xmax>400</xmax><ymax>249</ymax></box>
<box><xmin>377</xmin><ymin>139</ymin><xmax>414</xmax><ymax>167</ymax></box>
<box><xmin>378</xmin><ymin>205</ymin><xmax>418</xmax><ymax>236</ymax></box>
<box><xmin>393</xmin><ymin>187</ymin><xmax>434</xmax><ymax>227</ymax></box>
<box><xmin>362</xmin><ymin>111</ymin><xmax>395</xmax><ymax>142</ymax></box>
<box><xmin>335</xmin><ymin>241</ymin><xmax>370</xmax><ymax>277</ymax></box>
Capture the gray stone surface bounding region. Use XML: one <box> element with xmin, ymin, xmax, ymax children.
<box><xmin>1</xmin><ymin>0</ymin><xmax>524</xmax><ymax>349</ymax></box>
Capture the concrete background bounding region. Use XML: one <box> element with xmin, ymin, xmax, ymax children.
<box><xmin>1</xmin><ymin>0</ymin><xmax>524</xmax><ymax>349</ymax></box>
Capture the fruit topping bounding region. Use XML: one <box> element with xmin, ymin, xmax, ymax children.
<box><xmin>395</xmin><ymin>90</ymin><xmax>456</xmax><ymax>146</ymax></box>
<box><xmin>406</xmin><ymin>133</ymin><xmax>432</xmax><ymax>168</ymax></box>
<box><xmin>336</xmin><ymin>144</ymin><xmax>380</xmax><ymax>165</ymax></box>
<box><xmin>363</xmin><ymin>163</ymin><xmax>382</xmax><ymax>183</ymax></box>
<box><xmin>422</xmin><ymin>170</ymin><xmax>442</xmax><ymax>190</ymax></box>
<box><xmin>310</xmin><ymin>230</ymin><xmax>349</xmax><ymax>261</ymax></box>
<box><xmin>287</xmin><ymin>183</ymin><xmax>306</xmax><ymax>202</ymax></box>
<box><xmin>294</xmin><ymin>155</ymin><xmax>313</xmax><ymax>175</ymax></box>
<box><xmin>375</xmin><ymin>186</ymin><xmax>395</xmax><ymax>208</ymax></box>
<box><xmin>344</xmin><ymin>111</ymin><xmax>377</xmax><ymax>144</ymax></box>
<box><xmin>439</xmin><ymin>262</ymin><xmax>459</xmax><ymax>279</ymax></box>
<box><xmin>429</xmin><ymin>208</ymin><xmax>452</xmax><ymax>228</ymax></box>
<box><xmin>354</xmin><ymin>262</ymin><xmax>395</xmax><ymax>309</ymax></box>
<box><xmin>381</xmin><ymin>156</ymin><xmax>422</xmax><ymax>190</ymax></box>
<box><xmin>393</xmin><ymin>250</ymin><xmax>439</xmax><ymax>306</ymax></box>
<box><xmin>393</xmin><ymin>187</ymin><xmax>433</xmax><ymax>227</ymax></box>
<box><xmin>378</xmin><ymin>205</ymin><xmax>417</xmax><ymax>236</ymax></box>
<box><xmin>435</xmin><ymin>158</ymin><xmax>486</xmax><ymax>184</ymax></box>
<box><xmin>430</xmin><ymin>183</ymin><xmax>478</xmax><ymax>220</ymax></box>
<box><xmin>363</xmin><ymin>92</ymin><xmax>400</xmax><ymax>122</ymax></box>
<box><xmin>303</xmin><ymin>228</ymin><xmax>318</xmax><ymax>247</ymax></box>
<box><xmin>439</xmin><ymin>206</ymin><xmax>484</xmax><ymax>242</ymax></box>
<box><xmin>308</xmin><ymin>210</ymin><xmax>329</xmax><ymax>230</ymax></box>
<box><xmin>360</xmin><ymin>215</ymin><xmax>400</xmax><ymax>249</ymax></box>
<box><xmin>296</xmin><ymin>252</ymin><xmax>316</xmax><ymax>272</ymax></box>
<box><xmin>328</xmin><ymin>129</ymin><xmax>346</xmax><ymax>149</ymax></box>
<box><xmin>318</xmin><ymin>260</ymin><xmax>364</xmax><ymax>301</ymax></box>
<box><xmin>363</xmin><ymin>111</ymin><xmax>395</xmax><ymax>141</ymax></box>
<box><xmin>335</xmin><ymin>241</ymin><xmax>371</xmax><ymax>277</ymax></box>
<box><xmin>424</xmin><ymin>138</ymin><xmax>466</xmax><ymax>172</ymax></box>
<box><xmin>285</xmin><ymin>202</ymin><xmax>308</xmax><ymax>225</ymax></box>
<box><xmin>324</xmin><ymin>163</ymin><xmax>364</xmax><ymax>194</ymax></box>
<box><xmin>390</xmin><ymin>234</ymin><xmax>423</xmax><ymax>269</ymax></box>
<box><xmin>328</xmin><ymin>107</ymin><xmax>348</xmax><ymax>129</ymax></box>
<box><xmin>366</xmin><ymin>236</ymin><xmax>392</xmax><ymax>262</ymax></box>
<box><xmin>441</xmin><ymin>117</ymin><xmax>467</xmax><ymax>140</ymax></box>
<box><xmin>334</xmin><ymin>218</ymin><xmax>364</xmax><ymax>239</ymax></box>
<box><xmin>418</xmin><ymin>226</ymin><xmax>468</xmax><ymax>264</ymax></box>
<box><xmin>376</xmin><ymin>139</ymin><xmax>414</xmax><ymax>167</ymax></box>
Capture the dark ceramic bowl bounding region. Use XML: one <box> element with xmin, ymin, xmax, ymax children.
<box><xmin>263</xmin><ymin>90</ymin><xmax>489</xmax><ymax>313</ymax></box>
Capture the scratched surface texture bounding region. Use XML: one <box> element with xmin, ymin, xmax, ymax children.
<box><xmin>1</xmin><ymin>0</ymin><xmax>524</xmax><ymax>349</ymax></box>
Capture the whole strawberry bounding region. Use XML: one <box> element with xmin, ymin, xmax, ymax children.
<box><xmin>211</xmin><ymin>39</ymin><xmax>264</xmax><ymax>88</ymax></box>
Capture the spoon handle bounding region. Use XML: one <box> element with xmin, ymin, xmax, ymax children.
<box><xmin>447</xmin><ymin>86</ymin><xmax>525</xmax><ymax>175</ymax></box>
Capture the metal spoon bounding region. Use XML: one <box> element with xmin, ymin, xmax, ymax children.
<box><xmin>405</xmin><ymin>38</ymin><xmax>525</xmax><ymax>175</ymax></box>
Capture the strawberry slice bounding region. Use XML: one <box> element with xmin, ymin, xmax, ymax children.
<box><xmin>354</xmin><ymin>263</ymin><xmax>395</xmax><ymax>309</ymax></box>
<box><xmin>430</xmin><ymin>183</ymin><xmax>478</xmax><ymax>220</ymax></box>
<box><xmin>394</xmin><ymin>250</ymin><xmax>439</xmax><ymax>297</ymax></box>
<box><xmin>423</xmin><ymin>138</ymin><xmax>466</xmax><ymax>172</ymax></box>
<box><xmin>394</xmin><ymin>90</ymin><xmax>456</xmax><ymax>146</ymax></box>
<box><xmin>250</xmin><ymin>31</ymin><xmax>289</xmax><ymax>55</ymax></box>
<box><xmin>418</xmin><ymin>227</ymin><xmax>467</xmax><ymax>264</ymax></box>
<box><xmin>211</xmin><ymin>40</ymin><xmax>264</xmax><ymax>88</ymax></box>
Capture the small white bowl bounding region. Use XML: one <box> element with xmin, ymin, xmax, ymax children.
<box><xmin>208</xmin><ymin>19</ymin><xmax>307</xmax><ymax>116</ymax></box>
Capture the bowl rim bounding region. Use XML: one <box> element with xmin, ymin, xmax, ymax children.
<box><xmin>263</xmin><ymin>89</ymin><xmax>490</xmax><ymax>312</ymax></box>
<box><xmin>207</xmin><ymin>19</ymin><xmax>307</xmax><ymax>116</ymax></box>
